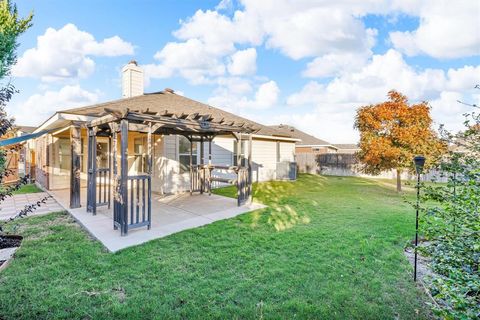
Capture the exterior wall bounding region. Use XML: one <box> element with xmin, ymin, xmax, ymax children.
<box><xmin>34</xmin><ymin>128</ymin><xmax>297</xmax><ymax>194</ymax></box>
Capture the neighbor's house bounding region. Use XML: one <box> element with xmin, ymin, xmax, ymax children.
<box><xmin>0</xmin><ymin>126</ymin><xmax>36</xmax><ymax>184</ymax></box>
<box><xmin>333</xmin><ymin>143</ymin><xmax>360</xmax><ymax>154</ymax></box>
<box><xmin>269</xmin><ymin>124</ymin><xmax>338</xmax><ymax>154</ymax></box>
<box><xmin>25</xmin><ymin>61</ymin><xmax>298</xmax><ymax>198</ymax></box>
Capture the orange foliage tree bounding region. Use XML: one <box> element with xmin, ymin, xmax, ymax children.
<box><xmin>354</xmin><ymin>90</ymin><xmax>447</xmax><ymax>191</ymax></box>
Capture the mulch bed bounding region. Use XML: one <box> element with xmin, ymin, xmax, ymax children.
<box><xmin>0</xmin><ymin>235</ymin><xmax>22</xmax><ymax>250</ymax></box>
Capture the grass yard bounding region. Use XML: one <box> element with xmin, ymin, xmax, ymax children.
<box><xmin>11</xmin><ymin>183</ymin><xmax>43</xmax><ymax>195</ymax></box>
<box><xmin>0</xmin><ymin>174</ymin><xmax>430</xmax><ymax>319</ymax></box>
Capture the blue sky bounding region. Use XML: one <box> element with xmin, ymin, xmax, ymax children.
<box><xmin>8</xmin><ymin>0</ymin><xmax>480</xmax><ymax>142</ymax></box>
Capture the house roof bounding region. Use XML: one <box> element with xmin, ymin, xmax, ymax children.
<box><xmin>16</xmin><ymin>126</ymin><xmax>37</xmax><ymax>134</ymax></box>
<box><xmin>268</xmin><ymin>124</ymin><xmax>334</xmax><ymax>147</ymax></box>
<box><xmin>60</xmin><ymin>90</ymin><xmax>290</xmax><ymax>138</ymax></box>
<box><xmin>333</xmin><ymin>143</ymin><xmax>359</xmax><ymax>150</ymax></box>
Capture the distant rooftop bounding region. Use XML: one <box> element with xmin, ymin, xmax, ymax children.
<box><xmin>269</xmin><ymin>124</ymin><xmax>334</xmax><ymax>146</ymax></box>
<box><xmin>333</xmin><ymin>143</ymin><xmax>359</xmax><ymax>150</ymax></box>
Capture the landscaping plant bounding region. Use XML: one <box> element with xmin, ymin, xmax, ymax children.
<box><xmin>420</xmin><ymin>109</ymin><xmax>479</xmax><ymax>319</ymax></box>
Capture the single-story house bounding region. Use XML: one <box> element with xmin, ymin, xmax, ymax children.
<box><xmin>332</xmin><ymin>144</ymin><xmax>360</xmax><ymax>154</ymax></box>
<box><xmin>16</xmin><ymin>61</ymin><xmax>298</xmax><ymax>237</ymax></box>
<box><xmin>269</xmin><ymin>124</ymin><xmax>338</xmax><ymax>154</ymax></box>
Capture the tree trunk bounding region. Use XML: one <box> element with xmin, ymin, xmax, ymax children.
<box><xmin>396</xmin><ymin>168</ymin><xmax>402</xmax><ymax>192</ymax></box>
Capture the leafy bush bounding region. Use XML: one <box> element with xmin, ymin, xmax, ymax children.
<box><xmin>420</xmin><ymin>111</ymin><xmax>479</xmax><ymax>319</ymax></box>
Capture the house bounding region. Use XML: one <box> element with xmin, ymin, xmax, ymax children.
<box><xmin>269</xmin><ymin>125</ymin><xmax>338</xmax><ymax>154</ymax></box>
<box><xmin>333</xmin><ymin>143</ymin><xmax>360</xmax><ymax>154</ymax></box>
<box><xmin>0</xmin><ymin>126</ymin><xmax>36</xmax><ymax>184</ymax></box>
<box><xmin>14</xmin><ymin>61</ymin><xmax>298</xmax><ymax>239</ymax></box>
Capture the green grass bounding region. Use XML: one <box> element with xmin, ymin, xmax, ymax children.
<box><xmin>0</xmin><ymin>174</ymin><xmax>431</xmax><ymax>319</ymax></box>
<box><xmin>10</xmin><ymin>183</ymin><xmax>43</xmax><ymax>195</ymax></box>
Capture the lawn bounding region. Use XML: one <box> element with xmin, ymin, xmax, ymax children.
<box><xmin>10</xmin><ymin>183</ymin><xmax>43</xmax><ymax>195</ymax></box>
<box><xmin>0</xmin><ymin>174</ymin><xmax>431</xmax><ymax>319</ymax></box>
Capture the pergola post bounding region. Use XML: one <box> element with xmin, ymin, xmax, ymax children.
<box><xmin>200</xmin><ymin>136</ymin><xmax>204</xmax><ymax>194</ymax></box>
<box><xmin>189</xmin><ymin>135</ymin><xmax>193</xmax><ymax>195</ymax></box>
<box><xmin>120</xmin><ymin>119</ymin><xmax>129</xmax><ymax>236</ymax></box>
<box><xmin>248</xmin><ymin>134</ymin><xmax>253</xmax><ymax>203</ymax></box>
<box><xmin>147</xmin><ymin>122</ymin><xmax>152</xmax><ymax>229</ymax></box>
<box><xmin>86</xmin><ymin>126</ymin><xmax>97</xmax><ymax>214</ymax></box>
<box><xmin>69</xmin><ymin>123</ymin><xmax>82</xmax><ymax>209</ymax></box>
<box><xmin>112</xmin><ymin>123</ymin><xmax>118</xmax><ymax>230</ymax></box>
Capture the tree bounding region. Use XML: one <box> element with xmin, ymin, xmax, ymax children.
<box><xmin>0</xmin><ymin>0</ymin><xmax>32</xmax><ymax>79</ymax></box>
<box><xmin>354</xmin><ymin>90</ymin><xmax>447</xmax><ymax>192</ymax></box>
<box><xmin>0</xmin><ymin>0</ymin><xmax>34</xmax><ymax>235</ymax></box>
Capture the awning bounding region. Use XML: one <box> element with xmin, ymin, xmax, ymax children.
<box><xmin>0</xmin><ymin>127</ymin><xmax>65</xmax><ymax>147</ymax></box>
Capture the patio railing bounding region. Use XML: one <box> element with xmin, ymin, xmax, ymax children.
<box><xmin>114</xmin><ymin>174</ymin><xmax>151</xmax><ymax>235</ymax></box>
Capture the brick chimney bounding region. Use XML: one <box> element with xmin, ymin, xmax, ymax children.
<box><xmin>122</xmin><ymin>60</ymin><xmax>144</xmax><ymax>98</ymax></box>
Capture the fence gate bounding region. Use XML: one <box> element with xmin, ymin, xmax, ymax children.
<box><xmin>87</xmin><ymin>131</ymin><xmax>112</xmax><ymax>215</ymax></box>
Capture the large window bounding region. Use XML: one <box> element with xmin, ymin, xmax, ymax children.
<box><xmin>58</xmin><ymin>138</ymin><xmax>71</xmax><ymax>171</ymax></box>
<box><xmin>179</xmin><ymin>136</ymin><xmax>197</xmax><ymax>173</ymax></box>
<box><xmin>134</xmin><ymin>137</ymin><xmax>147</xmax><ymax>173</ymax></box>
<box><xmin>96</xmin><ymin>141</ymin><xmax>109</xmax><ymax>168</ymax></box>
<box><xmin>233</xmin><ymin>140</ymin><xmax>246</xmax><ymax>166</ymax></box>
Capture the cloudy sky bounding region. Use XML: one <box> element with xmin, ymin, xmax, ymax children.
<box><xmin>7</xmin><ymin>0</ymin><xmax>480</xmax><ymax>143</ymax></box>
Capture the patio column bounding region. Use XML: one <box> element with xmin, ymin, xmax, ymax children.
<box><xmin>248</xmin><ymin>134</ymin><xmax>253</xmax><ymax>203</ymax></box>
<box><xmin>189</xmin><ymin>135</ymin><xmax>193</xmax><ymax>195</ymax></box>
<box><xmin>200</xmin><ymin>136</ymin><xmax>204</xmax><ymax>194</ymax></box>
<box><xmin>120</xmin><ymin>119</ymin><xmax>129</xmax><ymax>236</ymax></box>
<box><xmin>69</xmin><ymin>123</ymin><xmax>82</xmax><ymax>209</ymax></box>
<box><xmin>112</xmin><ymin>123</ymin><xmax>118</xmax><ymax>230</ymax></box>
<box><xmin>147</xmin><ymin>122</ymin><xmax>152</xmax><ymax>229</ymax></box>
<box><xmin>86</xmin><ymin>126</ymin><xmax>97</xmax><ymax>214</ymax></box>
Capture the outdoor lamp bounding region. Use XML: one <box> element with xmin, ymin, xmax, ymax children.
<box><xmin>413</xmin><ymin>155</ymin><xmax>425</xmax><ymax>282</ymax></box>
<box><xmin>414</xmin><ymin>155</ymin><xmax>426</xmax><ymax>175</ymax></box>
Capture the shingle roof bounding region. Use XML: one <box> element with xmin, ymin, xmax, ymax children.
<box><xmin>268</xmin><ymin>124</ymin><xmax>333</xmax><ymax>146</ymax></box>
<box><xmin>16</xmin><ymin>126</ymin><xmax>37</xmax><ymax>134</ymax></box>
<box><xmin>61</xmin><ymin>90</ymin><xmax>289</xmax><ymax>137</ymax></box>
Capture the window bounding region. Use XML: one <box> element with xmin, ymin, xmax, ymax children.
<box><xmin>233</xmin><ymin>140</ymin><xmax>246</xmax><ymax>166</ymax></box>
<box><xmin>134</xmin><ymin>137</ymin><xmax>147</xmax><ymax>173</ymax></box>
<box><xmin>96</xmin><ymin>141</ymin><xmax>109</xmax><ymax>169</ymax></box>
<box><xmin>179</xmin><ymin>136</ymin><xmax>197</xmax><ymax>173</ymax></box>
<box><xmin>58</xmin><ymin>138</ymin><xmax>71</xmax><ymax>171</ymax></box>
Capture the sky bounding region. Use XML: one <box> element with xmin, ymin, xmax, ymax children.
<box><xmin>6</xmin><ymin>0</ymin><xmax>480</xmax><ymax>143</ymax></box>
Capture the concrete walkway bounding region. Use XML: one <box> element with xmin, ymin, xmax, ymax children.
<box><xmin>0</xmin><ymin>192</ymin><xmax>64</xmax><ymax>221</ymax></box>
<box><xmin>50</xmin><ymin>188</ymin><xmax>266</xmax><ymax>252</ymax></box>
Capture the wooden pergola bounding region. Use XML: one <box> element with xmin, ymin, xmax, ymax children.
<box><xmin>70</xmin><ymin>108</ymin><xmax>257</xmax><ymax>236</ymax></box>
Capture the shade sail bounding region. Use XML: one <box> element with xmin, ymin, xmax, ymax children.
<box><xmin>0</xmin><ymin>127</ymin><xmax>65</xmax><ymax>147</ymax></box>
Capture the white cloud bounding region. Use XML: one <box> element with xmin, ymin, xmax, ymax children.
<box><xmin>208</xmin><ymin>79</ymin><xmax>279</xmax><ymax>111</ymax></box>
<box><xmin>390</xmin><ymin>0</ymin><xmax>480</xmax><ymax>58</ymax></box>
<box><xmin>227</xmin><ymin>48</ymin><xmax>257</xmax><ymax>76</ymax></box>
<box><xmin>13</xmin><ymin>24</ymin><xmax>134</xmax><ymax>82</ymax></box>
<box><xmin>284</xmin><ymin>49</ymin><xmax>480</xmax><ymax>142</ymax></box>
<box><xmin>9</xmin><ymin>85</ymin><xmax>99</xmax><ymax>125</ymax></box>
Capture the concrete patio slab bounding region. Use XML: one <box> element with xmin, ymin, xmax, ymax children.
<box><xmin>0</xmin><ymin>192</ymin><xmax>64</xmax><ymax>221</ymax></box>
<box><xmin>49</xmin><ymin>188</ymin><xmax>266</xmax><ymax>252</ymax></box>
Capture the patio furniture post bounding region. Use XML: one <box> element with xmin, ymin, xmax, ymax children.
<box><xmin>70</xmin><ymin>123</ymin><xmax>82</xmax><ymax>209</ymax></box>
<box><xmin>147</xmin><ymin>122</ymin><xmax>152</xmax><ymax>229</ymax></box>
<box><xmin>120</xmin><ymin>119</ymin><xmax>129</xmax><ymax>236</ymax></box>
<box><xmin>248</xmin><ymin>133</ymin><xmax>253</xmax><ymax>203</ymax></box>
<box><xmin>87</xmin><ymin>126</ymin><xmax>97</xmax><ymax>214</ymax></box>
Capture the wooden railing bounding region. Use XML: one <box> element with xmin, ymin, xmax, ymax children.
<box><xmin>96</xmin><ymin>168</ymin><xmax>111</xmax><ymax>208</ymax></box>
<box><xmin>190</xmin><ymin>164</ymin><xmax>252</xmax><ymax>206</ymax></box>
<box><xmin>113</xmin><ymin>174</ymin><xmax>151</xmax><ymax>234</ymax></box>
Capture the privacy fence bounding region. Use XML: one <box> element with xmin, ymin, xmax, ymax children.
<box><xmin>296</xmin><ymin>153</ymin><xmax>447</xmax><ymax>182</ymax></box>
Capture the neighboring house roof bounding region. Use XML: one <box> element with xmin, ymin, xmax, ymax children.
<box><xmin>269</xmin><ymin>124</ymin><xmax>335</xmax><ymax>147</ymax></box>
<box><xmin>57</xmin><ymin>90</ymin><xmax>292</xmax><ymax>139</ymax></box>
<box><xmin>16</xmin><ymin>126</ymin><xmax>37</xmax><ymax>135</ymax></box>
<box><xmin>333</xmin><ymin>143</ymin><xmax>359</xmax><ymax>150</ymax></box>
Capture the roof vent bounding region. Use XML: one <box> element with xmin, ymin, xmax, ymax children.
<box><xmin>164</xmin><ymin>88</ymin><xmax>175</xmax><ymax>94</ymax></box>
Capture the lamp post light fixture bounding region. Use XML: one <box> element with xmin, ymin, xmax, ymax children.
<box><xmin>413</xmin><ymin>155</ymin><xmax>426</xmax><ymax>282</ymax></box>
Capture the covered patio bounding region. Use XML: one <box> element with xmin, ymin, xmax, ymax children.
<box><xmin>51</xmin><ymin>187</ymin><xmax>265</xmax><ymax>252</ymax></box>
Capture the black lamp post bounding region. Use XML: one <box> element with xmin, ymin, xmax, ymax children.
<box><xmin>413</xmin><ymin>155</ymin><xmax>426</xmax><ymax>281</ymax></box>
